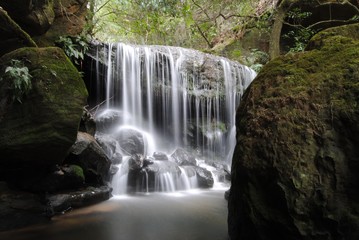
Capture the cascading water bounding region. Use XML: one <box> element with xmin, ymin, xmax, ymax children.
<box><xmin>90</xmin><ymin>42</ymin><xmax>256</xmax><ymax>195</ymax></box>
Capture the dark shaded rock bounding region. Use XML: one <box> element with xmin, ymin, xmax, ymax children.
<box><xmin>109</xmin><ymin>165</ymin><xmax>119</xmax><ymax>175</ymax></box>
<box><xmin>224</xmin><ymin>189</ymin><xmax>230</xmax><ymax>200</ymax></box>
<box><xmin>127</xmin><ymin>154</ymin><xmax>144</xmax><ymax>192</ymax></box>
<box><xmin>153</xmin><ymin>152</ymin><xmax>168</xmax><ymax>160</ymax></box>
<box><xmin>171</xmin><ymin>148</ymin><xmax>197</xmax><ymax>166</ymax></box>
<box><xmin>0</xmin><ymin>0</ymin><xmax>55</xmax><ymax>36</ymax></box>
<box><xmin>66</xmin><ymin>132</ymin><xmax>111</xmax><ymax>185</ymax></box>
<box><xmin>79</xmin><ymin>107</ymin><xmax>96</xmax><ymax>136</ymax></box>
<box><xmin>128</xmin><ymin>154</ymin><xmax>143</xmax><ymax>171</ymax></box>
<box><xmin>228</xmin><ymin>24</ymin><xmax>359</xmax><ymax>240</ymax></box>
<box><xmin>143</xmin><ymin>156</ymin><xmax>154</xmax><ymax>167</ymax></box>
<box><xmin>46</xmin><ymin>186</ymin><xmax>111</xmax><ymax>214</ymax></box>
<box><xmin>0</xmin><ymin>47</ymin><xmax>87</xmax><ymax>175</ymax></box>
<box><xmin>0</xmin><ymin>182</ymin><xmax>49</xmax><ymax>232</ymax></box>
<box><xmin>194</xmin><ymin>166</ymin><xmax>214</xmax><ymax>188</ymax></box>
<box><xmin>18</xmin><ymin>165</ymin><xmax>85</xmax><ymax>193</ymax></box>
<box><xmin>35</xmin><ymin>0</ymin><xmax>89</xmax><ymax>46</ymax></box>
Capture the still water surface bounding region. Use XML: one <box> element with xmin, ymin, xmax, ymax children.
<box><xmin>0</xmin><ymin>190</ymin><xmax>228</xmax><ymax>240</ymax></box>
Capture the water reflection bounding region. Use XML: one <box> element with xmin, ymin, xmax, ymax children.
<box><xmin>0</xmin><ymin>190</ymin><xmax>228</xmax><ymax>240</ymax></box>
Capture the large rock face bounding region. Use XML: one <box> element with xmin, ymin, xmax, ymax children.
<box><xmin>0</xmin><ymin>0</ymin><xmax>89</xmax><ymax>55</ymax></box>
<box><xmin>0</xmin><ymin>47</ymin><xmax>88</xmax><ymax>174</ymax></box>
<box><xmin>228</xmin><ymin>24</ymin><xmax>359</xmax><ymax>240</ymax></box>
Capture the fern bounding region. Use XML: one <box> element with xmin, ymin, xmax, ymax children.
<box><xmin>55</xmin><ymin>35</ymin><xmax>89</xmax><ymax>66</ymax></box>
<box><xmin>1</xmin><ymin>59</ymin><xmax>32</xmax><ymax>103</ymax></box>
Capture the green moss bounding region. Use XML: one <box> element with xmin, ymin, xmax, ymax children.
<box><xmin>0</xmin><ymin>47</ymin><xmax>88</xmax><ymax>166</ymax></box>
<box><xmin>307</xmin><ymin>23</ymin><xmax>359</xmax><ymax>51</ymax></box>
<box><xmin>69</xmin><ymin>164</ymin><xmax>85</xmax><ymax>180</ymax></box>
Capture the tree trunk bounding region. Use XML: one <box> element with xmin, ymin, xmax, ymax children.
<box><xmin>268</xmin><ymin>5</ymin><xmax>286</xmax><ymax>59</ymax></box>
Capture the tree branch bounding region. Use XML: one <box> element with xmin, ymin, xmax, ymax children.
<box><xmin>194</xmin><ymin>23</ymin><xmax>213</xmax><ymax>48</ymax></box>
<box><xmin>0</xmin><ymin>7</ymin><xmax>37</xmax><ymax>47</ymax></box>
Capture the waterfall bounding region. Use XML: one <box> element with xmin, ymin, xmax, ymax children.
<box><xmin>91</xmin><ymin>42</ymin><xmax>256</xmax><ymax>195</ymax></box>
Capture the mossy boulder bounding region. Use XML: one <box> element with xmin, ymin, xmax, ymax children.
<box><xmin>306</xmin><ymin>23</ymin><xmax>359</xmax><ymax>51</ymax></box>
<box><xmin>0</xmin><ymin>47</ymin><xmax>88</xmax><ymax>174</ymax></box>
<box><xmin>228</xmin><ymin>24</ymin><xmax>359</xmax><ymax>240</ymax></box>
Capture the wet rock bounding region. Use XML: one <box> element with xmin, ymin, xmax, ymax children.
<box><xmin>224</xmin><ymin>189</ymin><xmax>230</xmax><ymax>200</ymax></box>
<box><xmin>128</xmin><ymin>154</ymin><xmax>143</xmax><ymax>171</ymax></box>
<box><xmin>95</xmin><ymin>109</ymin><xmax>123</xmax><ymax>133</ymax></box>
<box><xmin>95</xmin><ymin>133</ymin><xmax>123</xmax><ymax>164</ymax></box>
<box><xmin>194</xmin><ymin>166</ymin><xmax>214</xmax><ymax>188</ymax></box>
<box><xmin>66</xmin><ymin>132</ymin><xmax>111</xmax><ymax>185</ymax></box>
<box><xmin>46</xmin><ymin>186</ymin><xmax>111</xmax><ymax>214</ymax></box>
<box><xmin>18</xmin><ymin>165</ymin><xmax>85</xmax><ymax>193</ymax></box>
<box><xmin>113</xmin><ymin>127</ymin><xmax>145</xmax><ymax>155</ymax></box>
<box><xmin>79</xmin><ymin>108</ymin><xmax>96</xmax><ymax>136</ymax></box>
<box><xmin>0</xmin><ymin>182</ymin><xmax>49</xmax><ymax>232</ymax></box>
<box><xmin>171</xmin><ymin>148</ymin><xmax>197</xmax><ymax>166</ymax></box>
<box><xmin>143</xmin><ymin>156</ymin><xmax>154</xmax><ymax>167</ymax></box>
<box><xmin>109</xmin><ymin>165</ymin><xmax>119</xmax><ymax>175</ymax></box>
<box><xmin>153</xmin><ymin>152</ymin><xmax>168</xmax><ymax>161</ymax></box>
<box><xmin>228</xmin><ymin>24</ymin><xmax>359</xmax><ymax>240</ymax></box>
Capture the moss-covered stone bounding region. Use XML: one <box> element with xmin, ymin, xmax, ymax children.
<box><xmin>0</xmin><ymin>47</ymin><xmax>88</xmax><ymax>172</ymax></box>
<box><xmin>306</xmin><ymin>23</ymin><xmax>359</xmax><ymax>51</ymax></box>
<box><xmin>228</xmin><ymin>24</ymin><xmax>359</xmax><ymax>240</ymax></box>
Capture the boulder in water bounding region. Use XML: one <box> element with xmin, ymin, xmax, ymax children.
<box><xmin>128</xmin><ymin>154</ymin><xmax>143</xmax><ymax>171</ymax></box>
<box><xmin>228</xmin><ymin>24</ymin><xmax>359</xmax><ymax>240</ymax></box>
<box><xmin>95</xmin><ymin>109</ymin><xmax>124</xmax><ymax>133</ymax></box>
<box><xmin>46</xmin><ymin>186</ymin><xmax>112</xmax><ymax>215</ymax></box>
<box><xmin>113</xmin><ymin>127</ymin><xmax>145</xmax><ymax>155</ymax></box>
<box><xmin>153</xmin><ymin>152</ymin><xmax>168</xmax><ymax>161</ymax></box>
<box><xmin>95</xmin><ymin>132</ymin><xmax>123</xmax><ymax>164</ymax></box>
<box><xmin>66</xmin><ymin>132</ymin><xmax>111</xmax><ymax>185</ymax></box>
<box><xmin>143</xmin><ymin>156</ymin><xmax>154</xmax><ymax>167</ymax></box>
<box><xmin>194</xmin><ymin>166</ymin><xmax>214</xmax><ymax>188</ymax></box>
<box><xmin>171</xmin><ymin>148</ymin><xmax>197</xmax><ymax>166</ymax></box>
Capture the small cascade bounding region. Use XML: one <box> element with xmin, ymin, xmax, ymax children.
<box><xmin>90</xmin><ymin>42</ymin><xmax>256</xmax><ymax>195</ymax></box>
<box><xmin>111</xmin><ymin>156</ymin><xmax>130</xmax><ymax>195</ymax></box>
<box><xmin>178</xmin><ymin>167</ymin><xmax>192</xmax><ymax>190</ymax></box>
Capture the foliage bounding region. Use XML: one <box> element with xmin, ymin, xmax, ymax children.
<box><xmin>283</xmin><ymin>7</ymin><xmax>316</xmax><ymax>52</ymax></box>
<box><xmin>55</xmin><ymin>35</ymin><xmax>89</xmax><ymax>66</ymax></box>
<box><xmin>243</xmin><ymin>48</ymin><xmax>269</xmax><ymax>73</ymax></box>
<box><xmin>0</xmin><ymin>59</ymin><xmax>32</xmax><ymax>103</ymax></box>
<box><xmin>90</xmin><ymin>0</ymin><xmax>273</xmax><ymax>50</ymax></box>
<box><xmin>283</xmin><ymin>27</ymin><xmax>317</xmax><ymax>52</ymax></box>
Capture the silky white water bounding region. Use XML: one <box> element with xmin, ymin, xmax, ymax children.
<box><xmin>93</xmin><ymin>43</ymin><xmax>256</xmax><ymax>194</ymax></box>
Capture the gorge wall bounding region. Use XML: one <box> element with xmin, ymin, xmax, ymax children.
<box><xmin>228</xmin><ymin>23</ymin><xmax>359</xmax><ymax>240</ymax></box>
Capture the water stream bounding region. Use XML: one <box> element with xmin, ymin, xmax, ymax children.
<box><xmin>0</xmin><ymin>190</ymin><xmax>228</xmax><ymax>240</ymax></box>
<box><xmin>91</xmin><ymin>43</ymin><xmax>256</xmax><ymax>194</ymax></box>
<box><xmin>0</xmin><ymin>43</ymin><xmax>256</xmax><ymax>240</ymax></box>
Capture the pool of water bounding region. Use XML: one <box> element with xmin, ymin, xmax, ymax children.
<box><xmin>0</xmin><ymin>190</ymin><xmax>228</xmax><ymax>240</ymax></box>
